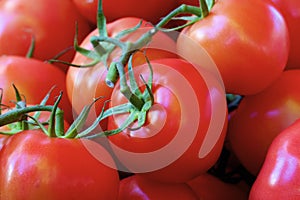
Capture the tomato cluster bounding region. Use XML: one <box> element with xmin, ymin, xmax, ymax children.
<box><xmin>0</xmin><ymin>0</ymin><xmax>299</xmax><ymax>199</ymax></box>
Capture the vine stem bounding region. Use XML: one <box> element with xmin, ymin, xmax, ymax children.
<box><xmin>0</xmin><ymin>105</ymin><xmax>56</xmax><ymax>127</ymax></box>
<box><xmin>155</xmin><ymin>4</ymin><xmax>202</xmax><ymax>29</ymax></box>
<box><xmin>115</xmin><ymin>62</ymin><xmax>144</xmax><ymax>110</ymax></box>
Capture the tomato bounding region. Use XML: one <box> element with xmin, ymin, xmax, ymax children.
<box><xmin>0</xmin><ymin>130</ymin><xmax>119</xmax><ymax>199</ymax></box>
<box><xmin>72</xmin><ymin>0</ymin><xmax>178</xmax><ymax>25</ymax></box>
<box><xmin>107</xmin><ymin>58</ymin><xmax>228</xmax><ymax>183</ymax></box>
<box><xmin>187</xmin><ymin>173</ymin><xmax>249</xmax><ymax>200</ymax></box>
<box><xmin>118</xmin><ymin>175</ymin><xmax>197</xmax><ymax>200</ymax></box>
<box><xmin>249</xmin><ymin>119</ymin><xmax>300</xmax><ymax>199</ymax></box>
<box><xmin>176</xmin><ymin>0</ymin><xmax>289</xmax><ymax>95</ymax></box>
<box><xmin>0</xmin><ymin>55</ymin><xmax>73</xmax><ymax>124</ymax></box>
<box><xmin>0</xmin><ymin>0</ymin><xmax>91</xmax><ymax>71</ymax></box>
<box><xmin>66</xmin><ymin>17</ymin><xmax>177</xmax><ymax>129</ymax></box>
<box><xmin>266</xmin><ymin>0</ymin><xmax>300</xmax><ymax>69</ymax></box>
<box><xmin>227</xmin><ymin>70</ymin><xmax>300</xmax><ymax>176</ymax></box>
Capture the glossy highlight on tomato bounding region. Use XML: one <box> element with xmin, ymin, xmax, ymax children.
<box><xmin>0</xmin><ymin>0</ymin><xmax>91</xmax><ymax>71</ymax></box>
<box><xmin>228</xmin><ymin>70</ymin><xmax>300</xmax><ymax>176</ymax></box>
<box><xmin>107</xmin><ymin>58</ymin><xmax>228</xmax><ymax>183</ymax></box>
<box><xmin>249</xmin><ymin>118</ymin><xmax>300</xmax><ymax>199</ymax></box>
<box><xmin>177</xmin><ymin>0</ymin><xmax>289</xmax><ymax>95</ymax></box>
<box><xmin>0</xmin><ymin>130</ymin><xmax>120</xmax><ymax>200</ymax></box>
<box><xmin>267</xmin><ymin>0</ymin><xmax>300</xmax><ymax>69</ymax></box>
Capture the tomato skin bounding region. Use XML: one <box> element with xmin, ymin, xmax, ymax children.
<box><xmin>0</xmin><ymin>130</ymin><xmax>120</xmax><ymax>200</ymax></box>
<box><xmin>118</xmin><ymin>175</ymin><xmax>198</xmax><ymax>200</ymax></box>
<box><xmin>72</xmin><ymin>0</ymin><xmax>178</xmax><ymax>25</ymax></box>
<box><xmin>266</xmin><ymin>0</ymin><xmax>300</xmax><ymax>69</ymax></box>
<box><xmin>107</xmin><ymin>58</ymin><xmax>228</xmax><ymax>183</ymax></box>
<box><xmin>187</xmin><ymin>173</ymin><xmax>249</xmax><ymax>200</ymax></box>
<box><xmin>177</xmin><ymin>0</ymin><xmax>289</xmax><ymax>95</ymax></box>
<box><xmin>249</xmin><ymin>119</ymin><xmax>300</xmax><ymax>200</ymax></box>
<box><xmin>67</xmin><ymin>17</ymin><xmax>177</xmax><ymax>129</ymax></box>
<box><xmin>0</xmin><ymin>0</ymin><xmax>91</xmax><ymax>71</ymax></box>
<box><xmin>0</xmin><ymin>55</ymin><xmax>73</xmax><ymax>124</ymax></box>
<box><xmin>0</xmin><ymin>135</ymin><xmax>9</xmax><ymax>152</ymax></box>
<box><xmin>177</xmin><ymin>0</ymin><xmax>199</xmax><ymax>6</ymax></box>
<box><xmin>227</xmin><ymin>70</ymin><xmax>300</xmax><ymax>176</ymax></box>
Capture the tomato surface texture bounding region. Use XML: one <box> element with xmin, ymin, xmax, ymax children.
<box><xmin>0</xmin><ymin>130</ymin><xmax>120</xmax><ymax>199</ymax></box>
<box><xmin>107</xmin><ymin>58</ymin><xmax>228</xmax><ymax>183</ymax></box>
<box><xmin>176</xmin><ymin>0</ymin><xmax>289</xmax><ymax>95</ymax></box>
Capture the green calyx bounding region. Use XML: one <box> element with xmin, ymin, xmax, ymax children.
<box><xmin>82</xmin><ymin>52</ymin><xmax>154</xmax><ymax>139</ymax></box>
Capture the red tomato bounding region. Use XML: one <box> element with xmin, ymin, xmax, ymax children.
<box><xmin>0</xmin><ymin>0</ymin><xmax>91</xmax><ymax>71</ymax></box>
<box><xmin>249</xmin><ymin>119</ymin><xmax>300</xmax><ymax>199</ymax></box>
<box><xmin>72</xmin><ymin>0</ymin><xmax>178</xmax><ymax>25</ymax></box>
<box><xmin>266</xmin><ymin>0</ymin><xmax>300</xmax><ymax>69</ymax></box>
<box><xmin>118</xmin><ymin>175</ymin><xmax>198</xmax><ymax>200</ymax></box>
<box><xmin>176</xmin><ymin>0</ymin><xmax>289</xmax><ymax>95</ymax></box>
<box><xmin>227</xmin><ymin>70</ymin><xmax>300</xmax><ymax>176</ymax></box>
<box><xmin>0</xmin><ymin>55</ymin><xmax>73</xmax><ymax>124</ymax></box>
<box><xmin>188</xmin><ymin>173</ymin><xmax>249</xmax><ymax>200</ymax></box>
<box><xmin>0</xmin><ymin>130</ymin><xmax>120</xmax><ymax>199</ymax></box>
<box><xmin>107</xmin><ymin>58</ymin><xmax>228</xmax><ymax>183</ymax></box>
<box><xmin>66</xmin><ymin>17</ymin><xmax>177</xmax><ymax>129</ymax></box>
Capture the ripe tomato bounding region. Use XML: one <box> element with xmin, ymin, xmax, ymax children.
<box><xmin>66</xmin><ymin>17</ymin><xmax>177</xmax><ymax>129</ymax></box>
<box><xmin>118</xmin><ymin>175</ymin><xmax>198</xmax><ymax>200</ymax></box>
<box><xmin>0</xmin><ymin>55</ymin><xmax>73</xmax><ymax>124</ymax></box>
<box><xmin>187</xmin><ymin>173</ymin><xmax>249</xmax><ymax>200</ymax></box>
<box><xmin>0</xmin><ymin>130</ymin><xmax>120</xmax><ymax>199</ymax></box>
<box><xmin>72</xmin><ymin>0</ymin><xmax>178</xmax><ymax>25</ymax></box>
<box><xmin>0</xmin><ymin>0</ymin><xmax>91</xmax><ymax>71</ymax></box>
<box><xmin>249</xmin><ymin>119</ymin><xmax>300</xmax><ymax>199</ymax></box>
<box><xmin>107</xmin><ymin>58</ymin><xmax>228</xmax><ymax>183</ymax></box>
<box><xmin>266</xmin><ymin>0</ymin><xmax>300</xmax><ymax>69</ymax></box>
<box><xmin>227</xmin><ymin>69</ymin><xmax>300</xmax><ymax>176</ymax></box>
<box><xmin>176</xmin><ymin>0</ymin><xmax>289</xmax><ymax>95</ymax></box>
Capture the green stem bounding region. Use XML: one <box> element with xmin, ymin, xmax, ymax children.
<box><xmin>199</xmin><ymin>0</ymin><xmax>209</xmax><ymax>18</ymax></box>
<box><xmin>115</xmin><ymin>62</ymin><xmax>144</xmax><ymax>110</ymax></box>
<box><xmin>106</xmin><ymin>62</ymin><xmax>118</xmax><ymax>88</ymax></box>
<box><xmin>12</xmin><ymin>84</ymin><xmax>30</xmax><ymax>130</ymax></box>
<box><xmin>97</xmin><ymin>0</ymin><xmax>107</xmax><ymax>37</ymax></box>
<box><xmin>47</xmin><ymin>91</ymin><xmax>63</xmax><ymax>137</ymax></box>
<box><xmin>0</xmin><ymin>105</ymin><xmax>55</xmax><ymax>127</ymax></box>
<box><xmin>90</xmin><ymin>36</ymin><xmax>126</xmax><ymax>57</ymax></box>
<box><xmin>156</xmin><ymin>4</ymin><xmax>202</xmax><ymax>29</ymax></box>
<box><xmin>85</xmin><ymin>110</ymin><xmax>138</xmax><ymax>138</ymax></box>
<box><xmin>90</xmin><ymin>36</ymin><xmax>107</xmax><ymax>56</ymax></box>
<box><xmin>26</xmin><ymin>35</ymin><xmax>35</xmax><ymax>58</ymax></box>
<box><xmin>54</xmin><ymin>109</ymin><xmax>65</xmax><ymax>137</ymax></box>
<box><xmin>205</xmin><ymin>0</ymin><xmax>215</xmax><ymax>11</ymax></box>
